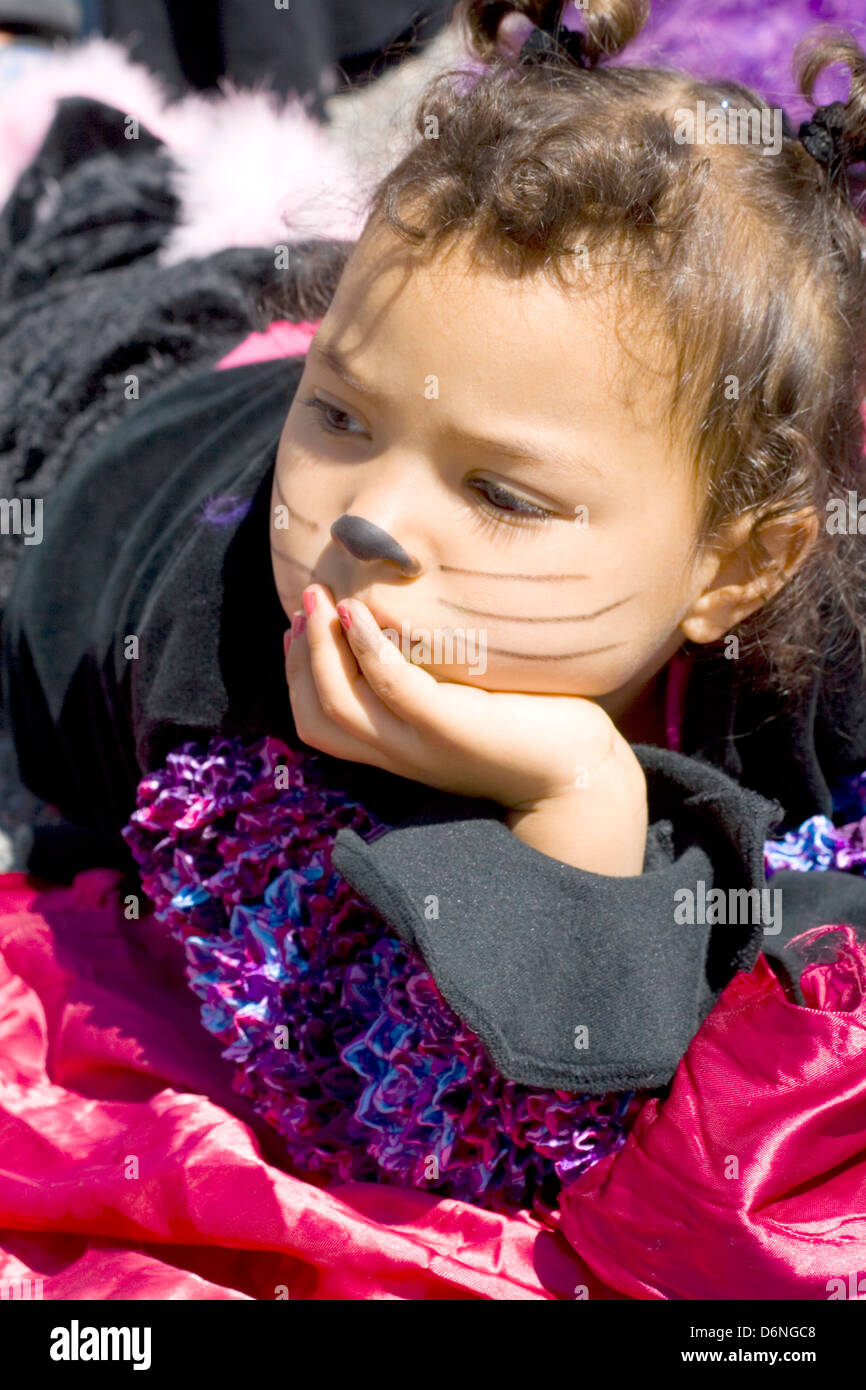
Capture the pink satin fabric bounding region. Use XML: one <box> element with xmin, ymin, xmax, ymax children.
<box><xmin>558</xmin><ymin>925</ymin><xmax>866</xmax><ymax>1299</ymax></box>
<box><xmin>0</xmin><ymin>869</ymin><xmax>582</xmax><ymax>1300</ymax></box>
<box><xmin>0</xmin><ymin>869</ymin><xmax>864</xmax><ymax>1300</ymax></box>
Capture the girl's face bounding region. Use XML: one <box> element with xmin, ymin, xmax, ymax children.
<box><xmin>271</xmin><ymin>223</ymin><xmax>712</xmax><ymax>725</ymax></box>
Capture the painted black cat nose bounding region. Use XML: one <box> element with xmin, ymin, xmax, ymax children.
<box><xmin>330</xmin><ymin>514</ymin><xmax>422</xmax><ymax>577</ymax></box>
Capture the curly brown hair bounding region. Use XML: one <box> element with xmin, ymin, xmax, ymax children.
<box><xmin>267</xmin><ymin>0</ymin><xmax>866</xmax><ymax>699</ymax></box>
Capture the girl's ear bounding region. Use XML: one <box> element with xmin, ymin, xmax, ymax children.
<box><xmin>678</xmin><ymin>506</ymin><xmax>819</xmax><ymax>645</ymax></box>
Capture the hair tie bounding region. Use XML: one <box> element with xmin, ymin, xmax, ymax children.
<box><xmin>519</xmin><ymin>22</ymin><xmax>588</xmax><ymax>69</ymax></box>
<box><xmin>797</xmin><ymin>100</ymin><xmax>859</xmax><ymax>179</ymax></box>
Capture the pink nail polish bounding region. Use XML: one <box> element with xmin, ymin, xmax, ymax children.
<box><xmin>336</xmin><ymin>602</ymin><xmax>351</xmax><ymax>631</ymax></box>
<box><xmin>283</xmin><ymin>628</ymin><xmax>292</xmax><ymax>658</ymax></box>
<box><xmin>291</xmin><ymin>610</ymin><xmax>306</xmax><ymax>637</ymax></box>
<box><xmin>303</xmin><ymin>588</ymin><xmax>316</xmax><ymax>617</ymax></box>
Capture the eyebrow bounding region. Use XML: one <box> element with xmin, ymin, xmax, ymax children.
<box><xmin>310</xmin><ymin>338</ymin><xmax>605</xmax><ymax>480</ymax></box>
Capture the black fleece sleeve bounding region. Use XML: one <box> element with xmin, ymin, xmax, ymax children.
<box><xmin>331</xmin><ymin>744</ymin><xmax>792</xmax><ymax>1094</ymax></box>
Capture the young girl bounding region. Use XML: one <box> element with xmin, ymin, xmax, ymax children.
<box><xmin>3</xmin><ymin>0</ymin><xmax>866</xmax><ymax>1238</ymax></box>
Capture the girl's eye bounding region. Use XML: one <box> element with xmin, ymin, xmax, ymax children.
<box><xmin>301</xmin><ymin>395</ymin><xmax>367</xmax><ymax>435</ymax></box>
<box><xmin>301</xmin><ymin>395</ymin><xmax>554</xmax><ymax>522</ymax></box>
<box><xmin>469</xmin><ymin>478</ymin><xmax>555</xmax><ymax>520</ymax></box>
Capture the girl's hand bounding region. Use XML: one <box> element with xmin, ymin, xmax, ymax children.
<box><xmin>285</xmin><ymin>584</ymin><xmax>648</xmax><ymax>876</ymax></box>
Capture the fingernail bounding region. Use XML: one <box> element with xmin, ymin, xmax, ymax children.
<box><xmin>292</xmin><ymin>610</ymin><xmax>306</xmax><ymax>637</ymax></box>
<box><xmin>336</xmin><ymin>602</ymin><xmax>351</xmax><ymax>631</ymax></box>
<box><xmin>283</xmin><ymin>628</ymin><xmax>292</xmax><ymax>658</ymax></box>
<box><xmin>303</xmin><ymin>587</ymin><xmax>317</xmax><ymax>617</ymax></box>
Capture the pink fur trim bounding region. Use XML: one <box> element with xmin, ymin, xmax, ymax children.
<box><xmin>0</xmin><ymin>38</ymin><xmax>371</xmax><ymax>265</ymax></box>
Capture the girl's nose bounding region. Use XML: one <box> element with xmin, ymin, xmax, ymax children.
<box><xmin>330</xmin><ymin>514</ymin><xmax>422</xmax><ymax>577</ymax></box>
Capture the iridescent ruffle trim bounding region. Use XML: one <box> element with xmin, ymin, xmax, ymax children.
<box><xmin>765</xmin><ymin>768</ymin><xmax>866</xmax><ymax>875</ymax></box>
<box><xmin>122</xmin><ymin>736</ymin><xmax>643</xmax><ymax>1219</ymax></box>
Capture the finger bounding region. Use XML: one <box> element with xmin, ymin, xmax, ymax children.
<box><xmin>300</xmin><ymin>584</ymin><xmax>360</xmax><ymax>690</ymax></box>
<box><xmin>302</xmin><ymin>585</ymin><xmax>417</xmax><ymax>747</ymax></box>
<box><xmin>336</xmin><ymin>595</ymin><xmax>484</xmax><ymax>739</ymax></box>
<box><xmin>285</xmin><ymin>604</ymin><xmax>405</xmax><ymax>769</ymax></box>
<box><xmin>284</xmin><ymin>607</ymin><xmax>307</xmax><ymax>685</ymax></box>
